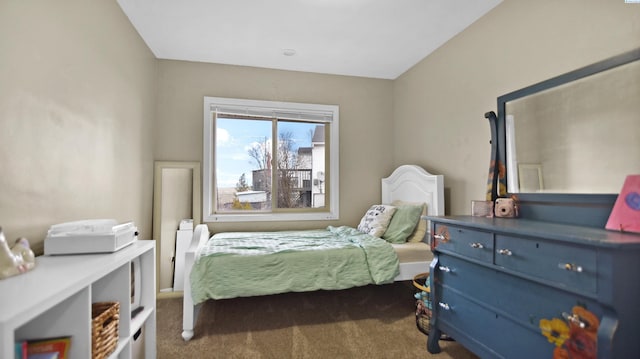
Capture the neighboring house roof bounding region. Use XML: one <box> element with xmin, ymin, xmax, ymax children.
<box><xmin>312</xmin><ymin>125</ymin><xmax>324</xmax><ymax>143</ymax></box>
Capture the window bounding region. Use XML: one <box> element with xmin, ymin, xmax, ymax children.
<box><xmin>203</xmin><ymin>97</ymin><xmax>339</xmax><ymax>222</ymax></box>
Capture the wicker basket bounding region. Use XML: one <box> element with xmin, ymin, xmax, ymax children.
<box><xmin>91</xmin><ymin>301</ymin><xmax>120</xmax><ymax>359</ymax></box>
<box><xmin>412</xmin><ymin>272</ymin><xmax>453</xmax><ymax>341</ymax></box>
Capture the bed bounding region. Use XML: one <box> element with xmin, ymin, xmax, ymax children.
<box><xmin>181</xmin><ymin>164</ymin><xmax>444</xmax><ymax>341</ymax></box>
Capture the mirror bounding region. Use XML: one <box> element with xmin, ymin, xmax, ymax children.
<box><xmin>153</xmin><ymin>161</ymin><xmax>201</xmax><ymax>298</ymax></box>
<box><xmin>497</xmin><ymin>49</ymin><xmax>640</xmax><ymax>195</ymax></box>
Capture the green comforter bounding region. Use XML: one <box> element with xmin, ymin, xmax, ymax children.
<box><xmin>190</xmin><ymin>226</ymin><xmax>400</xmax><ymax>303</ymax></box>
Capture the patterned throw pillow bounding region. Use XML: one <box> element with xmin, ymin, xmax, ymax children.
<box><xmin>357</xmin><ymin>205</ymin><xmax>397</xmax><ymax>237</ymax></box>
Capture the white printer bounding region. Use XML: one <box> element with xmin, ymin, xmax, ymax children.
<box><xmin>44</xmin><ymin>219</ymin><xmax>138</xmax><ymax>255</ymax></box>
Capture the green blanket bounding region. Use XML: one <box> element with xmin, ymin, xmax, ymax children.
<box><xmin>190</xmin><ymin>226</ymin><xmax>400</xmax><ymax>303</ymax></box>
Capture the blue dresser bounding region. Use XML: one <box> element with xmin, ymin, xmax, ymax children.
<box><xmin>426</xmin><ymin>215</ymin><xmax>640</xmax><ymax>359</ymax></box>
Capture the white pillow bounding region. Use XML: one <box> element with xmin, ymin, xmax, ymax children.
<box><xmin>357</xmin><ymin>205</ymin><xmax>397</xmax><ymax>237</ymax></box>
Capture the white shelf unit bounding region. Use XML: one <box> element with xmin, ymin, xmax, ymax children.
<box><xmin>0</xmin><ymin>240</ymin><xmax>156</xmax><ymax>359</ymax></box>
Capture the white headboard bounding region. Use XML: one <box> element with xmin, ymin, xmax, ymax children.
<box><xmin>381</xmin><ymin>165</ymin><xmax>445</xmax><ymax>216</ymax></box>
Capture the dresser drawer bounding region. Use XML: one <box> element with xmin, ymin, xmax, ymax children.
<box><xmin>433</xmin><ymin>224</ymin><xmax>493</xmax><ymax>263</ymax></box>
<box><xmin>436</xmin><ymin>285</ymin><xmax>552</xmax><ymax>359</ymax></box>
<box><xmin>437</xmin><ymin>254</ymin><xmax>603</xmax><ymax>331</ymax></box>
<box><xmin>436</xmin><ymin>255</ymin><xmax>500</xmax><ymax>308</ymax></box>
<box><xmin>494</xmin><ymin>235</ymin><xmax>597</xmax><ymax>294</ymax></box>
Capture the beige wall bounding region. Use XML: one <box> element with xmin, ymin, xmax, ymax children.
<box><xmin>0</xmin><ymin>1</ymin><xmax>157</xmax><ymax>253</ymax></box>
<box><xmin>393</xmin><ymin>0</ymin><xmax>640</xmax><ymax>215</ymax></box>
<box><xmin>155</xmin><ymin>60</ymin><xmax>394</xmax><ymax>232</ymax></box>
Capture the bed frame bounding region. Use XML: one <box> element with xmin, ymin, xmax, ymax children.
<box><xmin>181</xmin><ymin>164</ymin><xmax>444</xmax><ymax>340</ymax></box>
<box><xmin>383</xmin><ymin>165</ymin><xmax>444</xmax><ymax>280</ymax></box>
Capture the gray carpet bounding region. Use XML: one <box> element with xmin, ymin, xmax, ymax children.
<box><xmin>156</xmin><ymin>282</ymin><xmax>479</xmax><ymax>358</ymax></box>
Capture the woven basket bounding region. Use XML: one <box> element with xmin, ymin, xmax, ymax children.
<box><xmin>92</xmin><ymin>301</ymin><xmax>120</xmax><ymax>359</ymax></box>
<box><xmin>412</xmin><ymin>272</ymin><xmax>453</xmax><ymax>341</ymax></box>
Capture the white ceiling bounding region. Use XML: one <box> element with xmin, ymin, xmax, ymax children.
<box><xmin>117</xmin><ymin>0</ymin><xmax>502</xmax><ymax>80</ymax></box>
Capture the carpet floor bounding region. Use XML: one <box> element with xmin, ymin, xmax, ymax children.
<box><xmin>156</xmin><ymin>282</ymin><xmax>479</xmax><ymax>359</ymax></box>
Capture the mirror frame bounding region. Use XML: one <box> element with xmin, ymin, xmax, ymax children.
<box><xmin>153</xmin><ymin>161</ymin><xmax>201</xmax><ymax>298</ymax></box>
<box><xmin>495</xmin><ymin>48</ymin><xmax>640</xmax><ymax>227</ymax></box>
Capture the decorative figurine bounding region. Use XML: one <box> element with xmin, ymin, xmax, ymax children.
<box><xmin>0</xmin><ymin>227</ymin><xmax>36</xmax><ymax>280</ymax></box>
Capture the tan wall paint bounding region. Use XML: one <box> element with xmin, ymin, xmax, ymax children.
<box><xmin>0</xmin><ymin>1</ymin><xmax>157</xmax><ymax>253</ymax></box>
<box><xmin>155</xmin><ymin>60</ymin><xmax>394</xmax><ymax>232</ymax></box>
<box><xmin>393</xmin><ymin>0</ymin><xmax>640</xmax><ymax>215</ymax></box>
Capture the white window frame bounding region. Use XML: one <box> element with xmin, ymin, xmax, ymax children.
<box><xmin>203</xmin><ymin>96</ymin><xmax>339</xmax><ymax>222</ymax></box>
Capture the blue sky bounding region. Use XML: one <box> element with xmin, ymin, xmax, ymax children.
<box><xmin>215</xmin><ymin>118</ymin><xmax>317</xmax><ymax>188</ymax></box>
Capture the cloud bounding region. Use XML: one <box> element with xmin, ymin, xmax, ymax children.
<box><xmin>217</xmin><ymin>128</ymin><xmax>231</xmax><ymax>145</ymax></box>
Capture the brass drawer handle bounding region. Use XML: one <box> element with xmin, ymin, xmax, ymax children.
<box><xmin>498</xmin><ymin>249</ymin><xmax>513</xmax><ymax>256</ymax></box>
<box><xmin>438</xmin><ymin>265</ymin><xmax>451</xmax><ymax>273</ymax></box>
<box><xmin>433</xmin><ymin>227</ymin><xmax>451</xmax><ymax>244</ymax></box>
<box><xmin>439</xmin><ymin>302</ymin><xmax>450</xmax><ymax>311</ymax></box>
<box><xmin>560</xmin><ymin>263</ymin><xmax>583</xmax><ymax>273</ymax></box>
<box><xmin>469</xmin><ymin>242</ymin><xmax>484</xmax><ymax>249</ymax></box>
<box><xmin>562</xmin><ymin>312</ymin><xmax>586</xmax><ymax>328</ymax></box>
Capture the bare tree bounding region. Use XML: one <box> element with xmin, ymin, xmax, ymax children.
<box><xmin>277</xmin><ymin>131</ymin><xmax>298</xmax><ymax>208</ymax></box>
<box><xmin>246</xmin><ymin>131</ymin><xmax>301</xmax><ymax>208</ymax></box>
<box><xmin>247</xmin><ymin>136</ymin><xmax>270</xmax><ymax>170</ymax></box>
